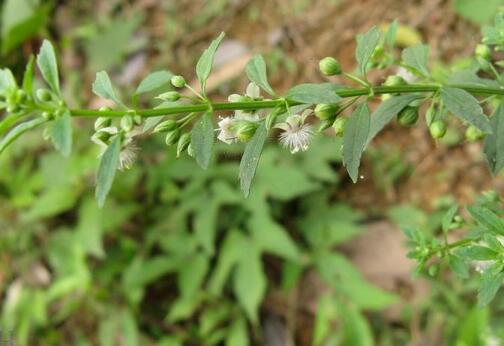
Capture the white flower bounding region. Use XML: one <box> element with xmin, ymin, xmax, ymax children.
<box><xmin>228</xmin><ymin>82</ymin><xmax>262</xmax><ymax>120</ymax></box>
<box><xmin>275</xmin><ymin>110</ymin><xmax>313</xmax><ymax>154</ymax></box>
<box><xmin>217</xmin><ymin>116</ymin><xmax>238</xmax><ymax>144</ymax></box>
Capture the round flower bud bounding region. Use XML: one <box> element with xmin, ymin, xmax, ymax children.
<box><xmin>36</xmin><ymin>88</ymin><xmax>52</xmax><ymax>102</ymax></box>
<box><xmin>383</xmin><ymin>75</ymin><xmax>407</xmax><ymax>87</ymax></box>
<box><xmin>42</xmin><ymin>111</ymin><xmax>54</xmax><ymax>120</ymax></box>
<box><xmin>171</xmin><ymin>75</ymin><xmax>186</xmax><ymax>88</ymax></box>
<box><xmin>154</xmin><ymin>119</ymin><xmax>178</xmax><ymax>133</ymax></box>
<box><xmin>156</xmin><ymin>91</ymin><xmax>181</xmax><ymax>102</ymax></box>
<box><xmin>94</xmin><ymin>130</ymin><xmax>112</xmax><ymax>143</ymax></box>
<box><xmin>372</xmin><ymin>46</ymin><xmax>385</xmax><ymax>60</ymax></box>
<box><xmin>99</xmin><ymin>106</ymin><xmax>112</xmax><ymax>112</ymax></box>
<box><xmin>120</xmin><ymin>115</ymin><xmax>134</xmax><ymax>132</ymax></box>
<box><xmin>465</xmin><ymin>125</ymin><xmax>485</xmax><ymax>142</ymax></box>
<box><xmin>475</xmin><ymin>44</ymin><xmax>491</xmax><ymax>61</ymax></box>
<box><xmin>428</xmin><ymin>263</ymin><xmax>440</xmax><ymax>277</ymax></box>
<box><xmin>165</xmin><ymin>129</ymin><xmax>181</xmax><ymax>146</ymax></box>
<box><xmin>236</xmin><ymin>121</ymin><xmax>258</xmax><ymax>142</ymax></box>
<box><xmin>318</xmin><ymin>119</ymin><xmax>334</xmax><ymax>132</ymax></box>
<box><xmin>15</xmin><ymin>89</ymin><xmax>27</xmax><ymax>103</ymax></box>
<box><xmin>319</xmin><ymin>57</ymin><xmax>342</xmax><ymax>76</ymax></box>
<box><xmin>429</xmin><ymin>120</ymin><xmax>447</xmax><ymax>139</ymax></box>
<box><xmin>177</xmin><ymin>133</ymin><xmax>191</xmax><ymax>157</ymax></box>
<box><xmin>397</xmin><ymin>106</ymin><xmax>419</xmax><ymax>127</ymax></box>
<box><xmin>6</xmin><ymin>104</ymin><xmax>20</xmax><ymax>113</ymax></box>
<box><xmin>94</xmin><ymin>117</ymin><xmax>112</xmax><ymax>131</ymax></box>
<box><xmin>381</xmin><ymin>93</ymin><xmax>392</xmax><ymax>102</ymax></box>
<box><xmin>133</xmin><ymin>115</ymin><xmax>143</xmax><ymax>125</ymax></box>
<box><xmin>314</xmin><ymin>104</ymin><xmax>339</xmax><ymax>120</ymax></box>
<box><xmin>332</xmin><ymin>117</ymin><xmax>347</xmax><ymax>137</ymax></box>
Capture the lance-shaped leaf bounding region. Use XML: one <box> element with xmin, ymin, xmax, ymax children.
<box><xmin>384</xmin><ymin>19</ymin><xmax>399</xmax><ymax>48</ymax></box>
<box><xmin>196</xmin><ymin>32</ymin><xmax>225</xmax><ymax>94</ymax></box>
<box><xmin>343</xmin><ymin>103</ymin><xmax>370</xmax><ymax>183</ymax></box>
<box><xmin>367</xmin><ymin>94</ymin><xmax>422</xmax><ymax>145</ymax></box>
<box><xmin>134</xmin><ymin>70</ymin><xmax>173</xmax><ymax>96</ymax></box>
<box><xmin>401</xmin><ymin>44</ymin><xmax>430</xmax><ymax>77</ymax></box>
<box><xmin>92</xmin><ymin>71</ymin><xmax>126</xmax><ymax>108</ymax></box>
<box><xmin>0</xmin><ymin>68</ymin><xmax>17</xmax><ymax>92</ymax></box>
<box><xmin>239</xmin><ymin>123</ymin><xmax>267</xmax><ymax>197</ymax></box>
<box><xmin>0</xmin><ymin>117</ymin><xmax>46</xmax><ymax>154</ymax></box>
<box><xmin>191</xmin><ymin>112</ymin><xmax>214</xmax><ymax>169</ymax></box>
<box><xmin>36</xmin><ymin>40</ymin><xmax>60</xmax><ymax>94</ymax></box>
<box><xmin>484</xmin><ymin>104</ymin><xmax>504</xmax><ymax>175</ymax></box>
<box><xmin>441</xmin><ymin>87</ymin><xmax>492</xmax><ymax>133</ymax></box>
<box><xmin>245</xmin><ymin>54</ymin><xmax>275</xmax><ymax>96</ymax></box>
<box><xmin>355</xmin><ymin>26</ymin><xmax>380</xmax><ymax>77</ymax></box>
<box><xmin>48</xmin><ymin>111</ymin><xmax>73</xmax><ymax>157</ymax></box>
<box><xmin>478</xmin><ymin>269</ymin><xmax>504</xmax><ymax>307</ymax></box>
<box><xmin>95</xmin><ymin>135</ymin><xmax>121</xmax><ymax>208</ymax></box>
<box><xmin>286</xmin><ymin>83</ymin><xmax>341</xmax><ymax>104</ymax></box>
<box><xmin>467</xmin><ymin>205</ymin><xmax>504</xmax><ymax>235</ymax></box>
<box><xmin>22</xmin><ymin>55</ymin><xmax>35</xmax><ymax>94</ymax></box>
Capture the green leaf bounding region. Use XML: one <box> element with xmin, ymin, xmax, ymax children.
<box><xmin>401</xmin><ymin>44</ymin><xmax>430</xmax><ymax>77</ymax></box>
<box><xmin>95</xmin><ymin>135</ymin><xmax>121</xmax><ymax>208</ymax></box>
<box><xmin>48</xmin><ymin>111</ymin><xmax>73</xmax><ymax>157</ymax></box>
<box><xmin>442</xmin><ymin>205</ymin><xmax>459</xmax><ymax>234</ymax></box>
<box><xmin>459</xmin><ymin>246</ymin><xmax>498</xmax><ymax>261</ymax></box>
<box><xmin>225</xmin><ymin>317</ymin><xmax>249</xmax><ymax>346</ymax></box>
<box><xmin>135</xmin><ymin>70</ymin><xmax>173</xmax><ymax>95</ymax></box>
<box><xmin>454</xmin><ymin>0</ymin><xmax>502</xmax><ymax>24</ymax></box>
<box><xmin>478</xmin><ymin>270</ymin><xmax>504</xmax><ymax>307</ymax></box>
<box><xmin>286</xmin><ymin>83</ymin><xmax>341</xmax><ymax>104</ymax></box>
<box><xmin>367</xmin><ymin>94</ymin><xmax>422</xmax><ymax>144</ymax></box>
<box><xmin>441</xmin><ymin>87</ymin><xmax>492</xmax><ymax>134</ymax></box>
<box><xmin>355</xmin><ymin>26</ymin><xmax>380</xmax><ymax>77</ymax></box>
<box><xmin>196</xmin><ymin>32</ymin><xmax>225</xmax><ymax>94</ymax></box>
<box><xmin>0</xmin><ymin>68</ymin><xmax>17</xmax><ymax>91</ymax></box>
<box><xmin>384</xmin><ymin>19</ymin><xmax>399</xmax><ymax>48</ymax></box>
<box><xmin>239</xmin><ymin>123</ymin><xmax>267</xmax><ymax>197</ymax></box>
<box><xmin>177</xmin><ymin>253</ymin><xmax>209</xmax><ymax>299</ymax></box>
<box><xmin>22</xmin><ymin>55</ymin><xmax>35</xmax><ymax>94</ymax></box>
<box><xmin>337</xmin><ymin>302</ymin><xmax>374</xmax><ymax>346</ymax></box>
<box><xmin>484</xmin><ymin>104</ymin><xmax>504</xmax><ymax>175</ymax></box>
<box><xmin>245</xmin><ymin>54</ymin><xmax>275</xmax><ymax>96</ymax></box>
<box><xmin>191</xmin><ymin>112</ymin><xmax>214</xmax><ymax>169</ymax></box>
<box><xmin>0</xmin><ymin>117</ymin><xmax>46</xmax><ymax>155</ymax></box>
<box><xmin>448</xmin><ymin>254</ymin><xmax>469</xmax><ymax>279</ymax></box>
<box><xmin>343</xmin><ymin>103</ymin><xmax>370</xmax><ymax>183</ymax></box>
<box><xmin>467</xmin><ymin>205</ymin><xmax>504</xmax><ymax>235</ymax></box>
<box><xmin>92</xmin><ymin>71</ymin><xmax>125</xmax><ymax>108</ymax></box>
<box><xmin>233</xmin><ymin>245</ymin><xmax>266</xmax><ymax>324</ymax></box>
<box><xmin>36</xmin><ymin>40</ymin><xmax>60</xmax><ymax>94</ymax></box>
<box><xmin>1</xmin><ymin>0</ymin><xmax>49</xmax><ymax>54</ymax></box>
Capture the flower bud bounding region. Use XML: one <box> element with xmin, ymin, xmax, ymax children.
<box><xmin>397</xmin><ymin>106</ymin><xmax>419</xmax><ymax>127</ymax></box>
<box><xmin>121</xmin><ymin>115</ymin><xmax>134</xmax><ymax>132</ymax></box>
<box><xmin>383</xmin><ymin>75</ymin><xmax>407</xmax><ymax>87</ymax></box>
<box><xmin>42</xmin><ymin>111</ymin><xmax>54</xmax><ymax>120</ymax></box>
<box><xmin>177</xmin><ymin>133</ymin><xmax>191</xmax><ymax>157</ymax></box>
<box><xmin>36</xmin><ymin>88</ymin><xmax>52</xmax><ymax>102</ymax></box>
<box><xmin>319</xmin><ymin>57</ymin><xmax>342</xmax><ymax>76</ymax></box>
<box><xmin>372</xmin><ymin>46</ymin><xmax>385</xmax><ymax>60</ymax></box>
<box><xmin>171</xmin><ymin>75</ymin><xmax>186</xmax><ymax>88</ymax></box>
<box><xmin>6</xmin><ymin>104</ymin><xmax>20</xmax><ymax>113</ymax></box>
<box><xmin>99</xmin><ymin>106</ymin><xmax>112</xmax><ymax>112</ymax></box>
<box><xmin>236</xmin><ymin>122</ymin><xmax>259</xmax><ymax>142</ymax></box>
<box><xmin>314</xmin><ymin>104</ymin><xmax>339</xmax><ymax>120</ymax></box>
<box><xmin>429</xmin><ymin>120</ymin><xmax>447</xmax><ymax>139</ymax></box>
<box><xmin>16</xmin><ymin>89</ymin><xmax>27</xmax><ymax>103</ymax></box>
<box><xmin>381</xmin><ymin>93</ymin><xmax>392</xmax><ymax>102</ymax></box>
<box><xmin>154</xmin><ymin>119</ymin><xmax>178</xmax><ymax>133</ymax></box>
<box><xmin>165</xmin><ymin>129</ymin><xmax>181</xmax><ymax>146</ymax></box>
<box><xmin>475</xmin><ymin>44</ymin><xmax>491</xmax><ymax>61</ymax></box>
<box><xmin>94</xmin><ymin>130</ymin><xmax>112</xmax><ymax>143</ymax></box>
<box><xmin>332</xmin><ymin>117</ymin><xmax>347</xmax><ymax>137</ymax></box>
<box><xmin>156</xmin><ymin>91</ymin><xmax>181</xmax><ymax>102</ymax></box>
<box><xmin>94</xmin><ymin>117</ymin><xmax>112</xmax><ymax>131</ymax></box>
<box><xmin>465</xmin><ymin>125</ymin><xmax>485</xmax><ymax>142</ymax></box>
<box><xmin>318</xmin><ymin>119</ymin><xmax>334</xmax><ymax>132</ymax></box>
<box><xmin>133</xmin><ymin>115</ymin><xmax>143</xmax><ymax>125</ymax></box>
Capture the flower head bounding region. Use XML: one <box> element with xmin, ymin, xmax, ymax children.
<box><xmin>275</xmin><ymin>110</ymin><xmax>313</xmax><ymax>154</ymax></box>
<box><xmin>228</xmin><ymin>82</ymin><xmax>262</xmax><ymax>120</ymax></box>
<box><xmin>217</xmin><ymin>116</ymin><xmax>238</xmax><ymax>144</ymax></box>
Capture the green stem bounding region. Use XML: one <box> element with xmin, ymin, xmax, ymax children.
<box><xmin>65</xmin><ymin>83</ymin><xmax>504</xmax><ymax>118</ymax></box>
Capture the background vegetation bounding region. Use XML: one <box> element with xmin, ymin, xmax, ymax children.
<box><xmin>1</xmin><ymin>0</ymin><xmax>504</xmax><ymax>345</ymax></box>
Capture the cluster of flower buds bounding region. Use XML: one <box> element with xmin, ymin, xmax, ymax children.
<box><xmin>154</xmin><ymin>119</ymin><xmax>191</xmax><ymax>157</ymax></box>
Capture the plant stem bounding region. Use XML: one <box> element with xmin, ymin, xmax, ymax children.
<box><xmin>65</xmin><ymin>83</ymin><xmax>504</xmax><ymax>118</ymax></box>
